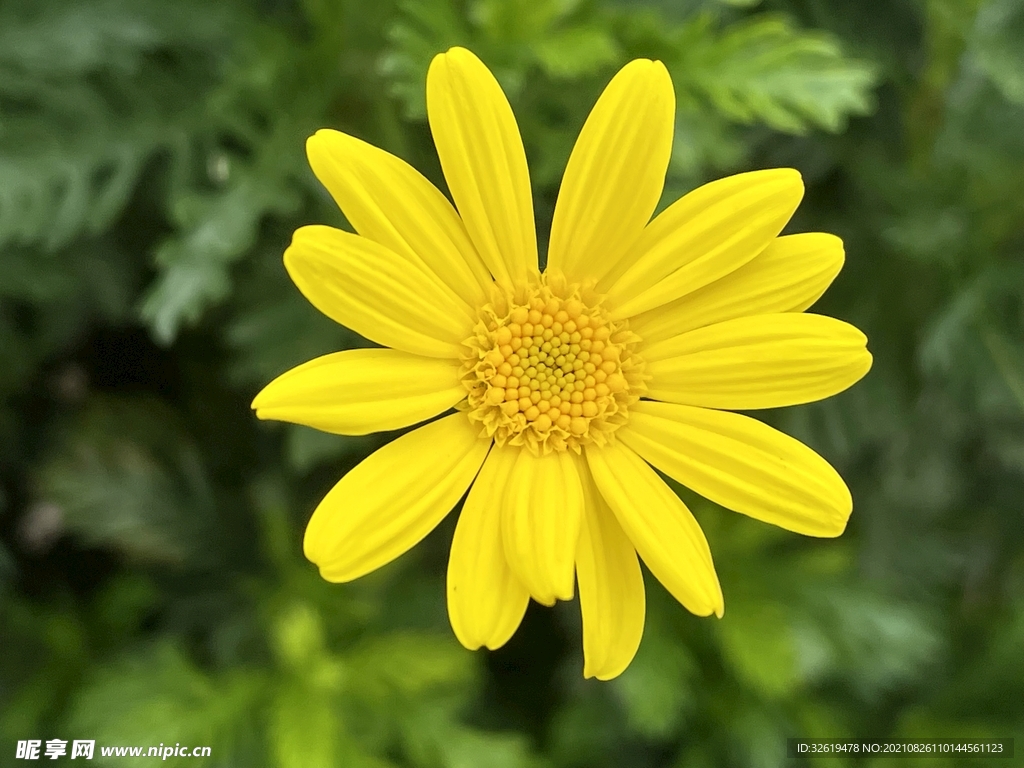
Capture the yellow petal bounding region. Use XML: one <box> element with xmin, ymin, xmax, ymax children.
<box><xmin>251</xmin><ymin>349</ymin><xmax>464</xmax><ymax>435</ymax></box>
<box><xmin>447</xmin><ymin>445</ymin><xmax>530</xmax><ymax>650</ymax></box>
<box><xmin>501</xmin><ymin>449</ymin><xmax>583</xmax><ymax>605</ymax></box>
<box><xmin>546</xmin><ymin>60</ymin><xmax>675</xmax><ymax>284</ymax></box>
<box><xmin>575</xmin><ymin>455</ymin><xmax>646</xmax><ymax>680</ymax></box>
<box><xmin>644</xmin><ymin>313</ymin><xmax>872</xmax><ymax>410</ymax></box>
<box><xmin>585</xmin><ymin>442</ymin><xmax>723</xmax><ymax>618</ymax></box>
<box><xmin>605</xmin><ymin>169</ymin><xmax>804</xmax><ymax>318</ymax></box>
<box><xmin>284</xmin><ymin>225</ymin><xmax>474</xmax><ymax>358</ymax></box>
<box><xmin>629</xmin><ymin>233</ymin><xmax>845</xmax><ymax>343</ymax></box>
<box><xmin>306</xmin><ymin>129</ymin><xmax>492</xmax><ymax>306</ymax></box>
<box><xmin>621</xmin><ymin>401</ymin><xmax>852</xmax><ymax>537</ymax></box>
<box><xmin>304</xmin><ymin>414</ymin><xmax>490</xmax><ymax>581</ymax></box>
<box><xmin>426</xmin><ymin>47</ymin><xmax>537</xmax><ymax>284</ymax></box>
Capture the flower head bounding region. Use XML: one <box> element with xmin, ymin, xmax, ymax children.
<box><xmin>460</xmin><ymin>271</ymin><xmax>646</xmax><ymax>455</ymax></box>
<box><xmin>252</xmin><ymin>47</ymin><xmax>871</xmax><ymax>679</ymax></box>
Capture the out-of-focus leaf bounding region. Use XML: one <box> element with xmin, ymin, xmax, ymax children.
<box><xmin>66</xmin><ymin>642</ymin><xmax>261</xmax><ymax>766</ymax></box>
<box><xmin>0</xmin><ymin>0</ymin><xmax>234</xmax><ymax>251</ymax></box>
<box><xmin>0</xmin><ymin>142</ymin><xmax>148</xmax><ymax>252</ymax></box>
<box><xmin>664</xmin><ymin>108</ymin><xmax>749</xmax><ymax>192</ymax></box>
<box><xmin>725</xmin><ymin>705</ymin><xmax>789</xmax><ymax>768</ymax></box>
<box><xmin>672</xmin><ymin>14</ymin><xmax>877</xmax><ymax>133</ymax></box>
<box><xmin>140</xmin><ymin>167</ymin><xmax>302</xmax><ymax>345</ymax></box>
<box><xmin>345</xmin><ymin>633</ymin><xmax>473</xmax><ymax>699</ymax></box>
<box><xmin>402</xmin><ymin>706</ymin><xmax>546</xmax><ymax>768</ymax></box>
<box><xmin>93</xmin><ymin>576</ymin><xmax>160</xmax><ymax>643</ymax></box>
<box><xmin>971</xmin><ymin>0</ymin><xmax>1024</xmax><ymax>105</ymax></box>
<box><xmin>799</xmin><ymin>589</ymin><xmax>944</xmax><ymax>699</ymax></box>
<box><xmin>532</xmin><ymin>27</ymin><xmax>620</xmax><ymax>78</ymax></box>
<box><xmin>224</xmin><ymin>244</ymin><xmax>361</xmax><ymax>388</ymax></box>
<box><xmin>269</xmin><ymin>682</ymin><xmax>339</xmax><ymax>768</ymax></box>
<box><xmin>546</xmin><ymin>694</ymin><xmax>619</xmax><ymax>767</ymax></box>
<box><xmin>285</xmin><ymin>426</ymin><xmax>379</xmax><ymax>475</ymax></box>
<box><xmin>613</xmin><ymin>602</ymin><xmax>697</xmax><ymax>738</ymax></box>
<box><xmin>381</xmin><ymin>0</ymin><xmax>471</xmax><ymax>119</ymax></box>
<box><xmin>716</xmin><ymin>597</ymin><xmax>799</xmax><ymax>698</ymax></box>
<box><xmin>33</xmin><ymin>397</ymin><xmax>222</xmax><ymax>566</ymax></box>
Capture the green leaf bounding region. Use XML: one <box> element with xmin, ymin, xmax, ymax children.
<box><xmin>613</xmin><ymin>604</ymin><xmax>697</xmax><ymax>738</ymax></box>
<box><xmin>470</xmin><ymin>0</ymin><xmax>586</xmax><ymax>42</ymax></box>
<box><xmin>93</xmin><ymin>576</ymin><xmax>160</xmax><ymax>643</ymax></box>
<box><xmin>546</xmin><ymin>695</ymin><xmax>618</xmax><ymax>767</ymax></box>
<box><xmin>971</xmin><ymin>0</ymin><xmax>1024</xmax><ymax>105</ymax></box>
<box><xmin>33</xmin><ymin>396</ymin><xmax>223</xmax><ymax>567</ymax></box>
<box><xmin>725</xmin><ymin>705</ymin><xmax>790</xmax><ymax>768</ymax></box>
<box><xmin>532</xmin><ymin>26</ymin><xmax>621</xmax><ymax>78</ymax></box>
<box><xmin>803</xmin><ymin>589</ymin><xmax>944</xmax><ymax>698</ymax></box>
<box><xmin>269</xmin><ymin>681</ymin><xmax>339</xmax><ymax>768</ymax></box>
<box><xmin>224</xmin><ymin>245</ymin><xmax>361</xmax><ymax>388</ymax></box>
<box><xmin>66</xmin><ymin>642</ymin><xmax>261</xmax><ymax>766</ymax></box>
<box><xmin>672</xmin><ymin>14</ymin><xmax>877</xmax><ymax>133</ymax></box>
<box><xmin>402</xmin><ymin>706</ymin><xmax>546</xmax><ymax>768</ymax></box>
<box><xmin>285</xmin><ymin>426</ymin><xmax>379</xmax><ymax>475</ymax></box>
<box><xmin>381</xmin><ymin>0</ymin><xmax>471</xmax><ymax>119</ymax></box>
<box><xmin>140</xmin><ymin>168</ymin><xmax>301</xmax><ymax>345</ymax></box>
<box><xmin>716</xmin><ymin>596</ymin><xmax>799</xmax><ymax>698</ymax></box>
<box><xmin>0</xmin><ymin>139</ymin><xmax>149</xmax><ymax>252</ymax></box>
<box><xmin>0</xmin><ymin>0</ymin><xmax>234</xmax><ymax>250</ymax></box>
<box><xmin>272</xmin><ymin>603</ymin><xmax>330</xmax><ymax>670</ymax></box>
<box><xmin>345</xmin><ymin>633</ymin><xmax>473</xmax><ymax>699</ymax></box>
<box><xmin>664</xmin><ymin>108</ymin><xmax>748</xmax><ymax>192</ymax></box>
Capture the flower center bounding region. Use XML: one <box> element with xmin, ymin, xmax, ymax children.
<box><xmin>460</xmin><ymin>271</ymin><xmax>645</xmax><ymax>454</ymax></box>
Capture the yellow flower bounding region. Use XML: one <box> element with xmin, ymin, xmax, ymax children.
<box><xmin>252</xmin><ymin>47</ymin><xmax>871</xmax><ymax>680</ymax></box>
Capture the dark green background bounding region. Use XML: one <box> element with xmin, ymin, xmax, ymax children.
<box><xmin>1</xmin><ymin>0</ymin><xmax>1022</xmax><ymax>765</ymax></box>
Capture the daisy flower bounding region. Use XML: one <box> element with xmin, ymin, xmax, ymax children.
<box><xmin>252</xmin><ymin>47</ymin><xmax>871</xmax><ymax>680</ymax></box>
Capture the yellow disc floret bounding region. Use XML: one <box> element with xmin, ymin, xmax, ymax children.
<box><xmin>460</xmin><ymin>271</ymin><xmax>646</xmax><ymax>455</ymax></box>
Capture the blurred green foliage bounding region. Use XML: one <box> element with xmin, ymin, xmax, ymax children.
<box><xmin>1</xmin><ymin>0</ymin><xmax>1022</xmax><ymax>766</ymax></box>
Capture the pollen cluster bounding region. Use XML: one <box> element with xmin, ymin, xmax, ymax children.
<box><xmin>461</xmin><ymin>272</ymin><xmax>645</xmax><ymax>454</ymax></box>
